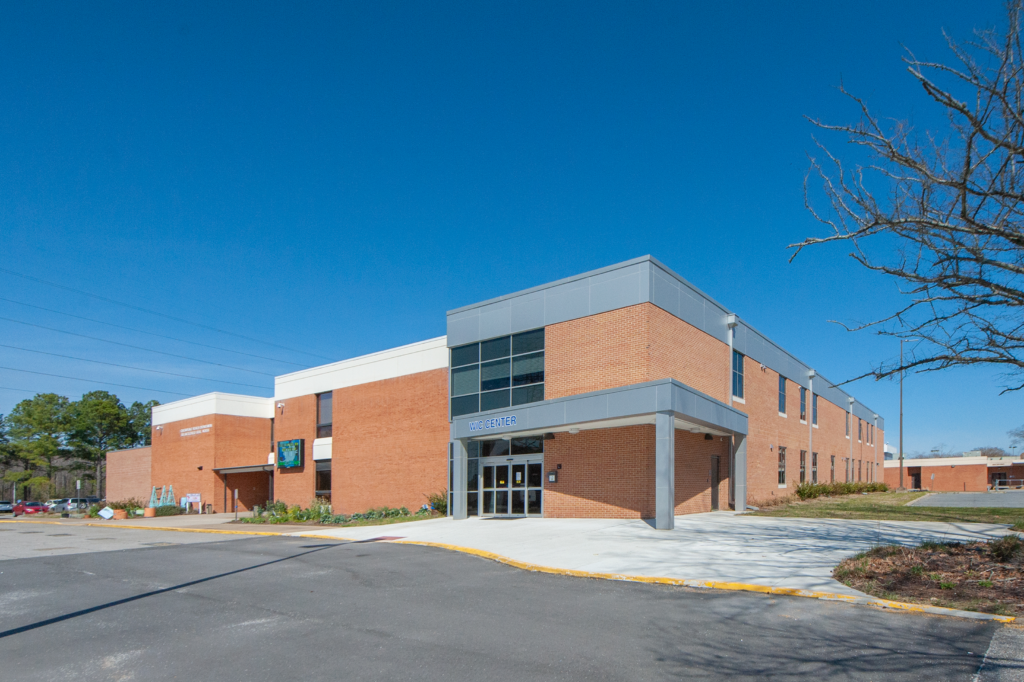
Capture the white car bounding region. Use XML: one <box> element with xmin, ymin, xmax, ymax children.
<box><xmin>44</xmin><ymin>498</ymin><xmax>64</xmax><ymax>511</ymax></box>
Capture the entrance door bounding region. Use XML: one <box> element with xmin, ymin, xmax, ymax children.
<box><xmin>482</xmin><ymin>459</ymin><xmax>543</xmax><ymax>516</ymax></box>
<box><xmin>910</xmin><ymin>473</ymin><xmax>922</xmax><ymax>490</ymax></box>
<box><xmin>710</xmin><ymin>456</ymin><xmax>720</xmax><ymax>511</ymax></box>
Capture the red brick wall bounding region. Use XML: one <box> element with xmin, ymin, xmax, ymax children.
<box><xmin>540</xmin><ymin>301</ymin><xmax>885</xmax><ymax>512</ymax></box>
<box><xmin>675</xmin><ymin>430</ymin><xmax>731</xmax><ymax>514</ymax></box>
<box><xmin>105</xmin><ymin>447</ymin><xmax>152</xmax><ymax>503</ymax></box>
<box><xmin>271</xmin><ymin>395</ymin><xmax>317</xmax><ymax>508</ymax></box>
<box><xmin>332</xmin><ymin>368</ymin><xmax>449</xmax><ymax>515</ymax></box>
<box><xmin>884</xmin><ymin>463</ymin><xmax>988</xmax><ymax>492</ymax></box>
<box><xmin>542</xmin><ymin>426</ymin><xmax>656</xmax><ymax>518</ymax></box>
<box><xmin>150</xmin><ymin>414</ymin><xmax>271</xmax><ymax>512</ymax></box>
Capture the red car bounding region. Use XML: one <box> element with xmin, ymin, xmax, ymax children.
<box><xmin>13</xmin><ymin>501</ymin><xmax>47</xmax><ymax>516</ymax></box>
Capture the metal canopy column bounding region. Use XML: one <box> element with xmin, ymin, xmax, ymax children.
<box><xmin>733</xmin><ymin>433</ymin><xmax>747</xmax><ymax>512</ymax></box>
<box><xmin>655</xmin><ymin>411</ymin><xmax>675</xmax><ymax>530</ymax></box>
<box><xmin>451</xmin><ymin>439</ymin><xmax>468</xmax><ymax>520</ymax></box>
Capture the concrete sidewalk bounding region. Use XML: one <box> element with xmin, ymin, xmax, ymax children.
<box><xmin>289</xmin><ymin>512</ymin><xmax>1014</xmax><ymax>597</ymax></box>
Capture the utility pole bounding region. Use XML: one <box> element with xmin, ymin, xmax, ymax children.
<box><xmin>899</xmin><ymin>339</ymin><xmax>909</xmax><ymax>490</ymax></box>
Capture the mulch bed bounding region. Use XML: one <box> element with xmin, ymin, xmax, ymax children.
<box><xmin>834</xmin><ymin>536</ymin><xmax>1024</xmax><ymax>616</ymax></box>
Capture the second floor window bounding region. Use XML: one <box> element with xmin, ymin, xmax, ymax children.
<box><xmin>778</xmin><ymin>375</ymin><xmax>786</xmax><ymax>414</ymax></box>
<box><xmin>316</xmin><ymin>392</ymin><xmax>332</xmax><ymax>438</ymax></box>
<box><xmin>812</xmin><ymin>394</ymin><xmax>818</xmax><ymax>426</ymax></box>
<box><xmin>799</xmin><ymin>388</ymin><xmax>807</xmax><ymax>421</ymax></box>
<box><xmin>858</xmin><ymin>419</ymin><xmax>863</xmax><ymax>441</ymax></box>
<box><xmin>732</xmin><ymin>350</ymin><xmax>744</xmax><ymax>399</ymax></box>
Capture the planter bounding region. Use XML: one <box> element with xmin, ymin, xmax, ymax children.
<box><xmin>112</xmin><ymin>509</ymin><xmax>129</xmax><ymax>520</ymax></box>
<box><xmin>143</xmin><ymin>507</ymin><xmax>156</xmax><ymax>518</ymax></box>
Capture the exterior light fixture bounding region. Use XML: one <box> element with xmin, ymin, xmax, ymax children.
<box><xmin>704</xmin><ymin>433</ymin><xmax>713</xmax><ymax>441</ymax></box>
<box><xmin>197</xmin><ymin>466</ymin><xmax>203</xmax><ymax>471</ymax></box>
<box><xmin>569</xmin><ymin>428</ymin><xmax>580</xmax><ymax>435</ymax></box>
<box><xmin>690</xmin><ymin>427</ymin><xmax>700</xmax><ymax>433</ymax></box>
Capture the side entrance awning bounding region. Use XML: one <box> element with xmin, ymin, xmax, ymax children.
<box><xmin>213</xmin><ymin>464</ymin><xmax>275</xmax><ymax>474</ymax></box>
<box><xmin>449</xmin><ymin>378</ymin><xmax>749</xmax><ymax>530</ymax></box>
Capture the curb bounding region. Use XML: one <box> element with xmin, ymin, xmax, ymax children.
<box><xmin>389</xmin><ymin>539</ymin><xmax>1017</xmax><ymax>624</ymax></box>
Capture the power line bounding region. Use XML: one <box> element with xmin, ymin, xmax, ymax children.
<box><xmin>0</xmin><ymin>344</ymin><xmax>269</xmax><ymax>391</ymax></box>
<box><xmin>0</xmin><ymin>316</ymin><xmax>275</xmax><ymax>377</ymax></box>
<box><xmin>0</xmin><ymin>366</ymin><xmax>193</xmax><ymax>396</ymax></box>
<box><xmin>0</xmin><ymin>266</ymin><xmax>334</xmax><ymax>362</ymax></box>
<box><xmin>0</xmin><ymin>296</ymin><xmax>309</xmax><ymax>368</ymax></box>
<box><xmin>0</xmin><ymin>386</ymin><xmax>36</xmax><ymax>394</ymax></box>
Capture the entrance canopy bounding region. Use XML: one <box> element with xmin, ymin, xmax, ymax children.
<box><xmin>212</xmin><ymin>464</ymin><xmax>275</xmax><ymax>474</ymax></box>
<box><xmin>450</xmin><ymin>378</ymin><xmax>749</xmax><ymax>529</ymax></box>
<box><xmin>452</xmin><ymin>378</ymin><xmax>747</xmax><ymax>441</ymax></box>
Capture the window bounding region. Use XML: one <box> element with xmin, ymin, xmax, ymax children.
<box><xmin>316</xmin><ymin>392</ymin><xmax>332</xmax><ymax>438</ymax></box>
<box><xmin>315</xmin><ymin>462</ymin><xmax>331</xmax><ymax>500</ymax></box>
<box><xmin>858</xmin><ymin>419</ymin><xmax>862</xmax><ymax>442</ymax></box>
<box><xmin>812</xmin><ymin>394</ymin><xmax>818</xmax><ymax>426</ymax></box>
<box><xmin>811</xmin><ymin>452</ymin><xmax>818</xmax><ymax>483</ymax></box>
<box><xmin>858</xmin><ymin>460</ymin><xmax>862</xmax><ymax>481</ymax></box>
<box><xmin>778</xmin><ymin>447</ymin><xmax>787</xmax><ymax>485</ymax></box>
<box><xmin>830</xmin><ymin>455</ymin><xmax>835</xmax><ymax>482</ymax></box>
<box><xmin>800</xmin><ymin>450</ymin><xmax>806</xmax><ymax>483</ymax></box>
<box><xmin>846</xmin><ymin>412</ymin><xmax>850</xmax><ymax>437</ymax></box>
<box><xmin>799</xmin><ymin>388</ymin><xmax>807</xmax><ymax>421</ymax></box>
<box><xmin>778</xmin><ymin>376</ymin><xmax>786</xmax><ymax>414</ymax></box>
<box><xmin>732</xmin><ymin>350</ymin><xmax>744</xmax><ymax>398</ymax></box>
<box><xmin>450</xmin><ymin>329</ymin><xmax>545</xmax><ymax>417</ymax></box>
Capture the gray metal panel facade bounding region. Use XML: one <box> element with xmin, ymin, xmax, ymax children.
<box><xmin>446</xmin><ymin>255</ymin><xmax>884</xmax><ymax>431</ymax></box>
<box><xmin>450</xmin><ymin>379</ymin><xmax>749</xmax><ymax>440</ymax></box>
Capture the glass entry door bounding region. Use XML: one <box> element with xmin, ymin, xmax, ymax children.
<box><xmin>482</xmin><ymin>459</ymin><xmax>543</xmax><ymax>516</ymax></box>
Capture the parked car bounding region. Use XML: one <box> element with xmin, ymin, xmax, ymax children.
<box><xmin>84</xmin><ymin>496</ymin><xmax>101</xmax><ymax>505</ymax></box>
<box><xmin>44</xmin><ymin>498</ymin><xmax>64</xmax><ymax>511</ymax></box>
<box><xmin>13</xmin><ymin>501</ymin><xmax>47</xmax><ymax>516</ymax></box>
<box><xmin>0</xmin><ymin>500</ymin><xmax>13</xmax><ymax>513</ymax></box>
<box><xmin>51</xmin><ymin>498</ymin><xmax>90</xmax><ymax>512</ymax></box>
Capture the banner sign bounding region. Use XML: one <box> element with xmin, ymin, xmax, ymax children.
<box><xmin>277</xmin><ymin>439</ymin><xmax>304</xmax><ymax>469</ymax></box>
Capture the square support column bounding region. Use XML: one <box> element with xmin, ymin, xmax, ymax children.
<box><xmin>451</xmin><ymin>439</ymin><xmax>468</xmax><ymax>520</ymax></box>
<box><xmin>733</xmin><ymin>433</ymin><xmax>747</xmax><ymax>512</ymax></box>
<box><xmin>655</xmin><ymin>411</ymin><xmax>675</xmax><ymax>530</ymax></box>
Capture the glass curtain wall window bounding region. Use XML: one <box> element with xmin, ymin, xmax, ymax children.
<box><xmin>778</xmin><ymin>376</ymin><xmax>786</xmax><ymax>414</ymax></box>
<box><xmin>732</xmin><ymin>351</ymin><xmax>744</xmax><ymax>399</ymax></box>
<box><xmin>316</xmin><ymin>392</ymin><xmax>333</xmax><ymax>438</ymax></box>
<box><xmin>778</xmin><ymin>447</ymin><xmax>786</xmax><ymax>485</ymax></box>
<box><xmin>799</xmin><ymin>388</ymin><xmax>807</xmax><ymax>421</ymax></box>
<box><xmin>450</xmin><ymin>329</ymin><xmax>545</xmax><ymax>417</ymax></box>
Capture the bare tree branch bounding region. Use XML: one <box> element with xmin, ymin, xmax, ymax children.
<box><xmin>794</xmin><ymin>1</ymin><xmax>1024</xmax><ymax>394</ymax></box>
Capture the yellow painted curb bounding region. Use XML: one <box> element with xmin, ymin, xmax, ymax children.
<box><xmin>392</xmin><ymin>540</ymin><xmax>1017</xmax><ymax>624</ymax></box>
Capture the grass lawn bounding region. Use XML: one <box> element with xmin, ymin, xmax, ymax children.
<box><xmin>750</xmin><ymin>491</ymin><xmax>1024</xmax><ymax>528</ymax></box>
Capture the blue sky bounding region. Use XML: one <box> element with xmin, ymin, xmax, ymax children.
<box><xmin>0</xmin><ymin>0</ymin><xmax>1020</xmax><ymax>455</ymax></box>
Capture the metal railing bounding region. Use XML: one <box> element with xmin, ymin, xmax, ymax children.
<box><xmin>991</xmin><ymin>479</ymin><xmax>1024</xmax><ymax>490</ymax></box>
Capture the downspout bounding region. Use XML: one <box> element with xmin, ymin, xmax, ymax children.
<box><xmin>726</xmin><ymin>314</ymin><xmax>739</xmax><ymax>507</ymax></box>
<box><xmin>848</xmin><ymin>397</ymin><xmax>855</xmax><ymax>482</ymax></box>
<box><xmin>807</xmin><ymin>370</ymin><xmax>815</xmax><ymax>477</ymax></box>
<box><xmin>873</xmin><ymin>414</ymin><xmax>879</xmax><ymax>483</ymax></box>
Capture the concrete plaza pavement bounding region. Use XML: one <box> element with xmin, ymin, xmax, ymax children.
<box><xmin>285</xmin><ymin>512</ymin><xmax>1016</xmax><ymax>597</ymax></box>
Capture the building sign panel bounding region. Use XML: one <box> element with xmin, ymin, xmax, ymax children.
<box><xmin>180</xmin><ymin>424</ymin><xmax>212</xmax><ymax>437</ymax></box>
<box><xmin>277</xmin><ymin>439</ymin><xmax>304</xmax><ymax>469</ymax></box>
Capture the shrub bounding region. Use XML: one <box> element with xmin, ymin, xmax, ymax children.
<box><xmin>426</xmin><ymin>490</ymin><xmax>448</xmax><ymax>515</ymax></box>
<box><xmin>795</xmin><ymin>481</ymin><xmax>888</xmax><ymax>500</ymax></box>
<box><xmin>154</xmin><ymin>505</ymin><xmax>183</xmax><ymax>517</ymax></box>
<box><xmin>108</xmin><ymin>498</ymin><xmax>145</xmax><ymax>512</ymax></box>
<box><xmin>989</xmin><ymin>534</ymin><xmax>1022</xmax><ymax>562</ymax></box>
<box><xmin>87</xmin><ymin>504</ymin><xmax>101</xmax><ymax>518</ymax></box>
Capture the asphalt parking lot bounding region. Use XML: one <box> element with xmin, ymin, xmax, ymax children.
<box><xmin>0</xmin><ymin>526</ymin><xmax>1019</xmax><ymax>681</ymax></box>
<box><xmin>912</xmin><ymin>491</ymin><xmax>1024</xmax><ymax>508</ymax></box>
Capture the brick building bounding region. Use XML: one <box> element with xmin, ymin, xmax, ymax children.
<box><xmin>121</xmin><ymin>256</ymin><xmax>886</xmax><ymax>528</ymax></box>
<box><xmin>884</xmin><ymin>456</ymin><xmax>1024</xmax><ymax>492</ymax></box>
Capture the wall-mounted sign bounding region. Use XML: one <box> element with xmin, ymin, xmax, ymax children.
<box><xmin>180</xmin><ymin>424</ymin><xmax>213</xmax><ymax>437</ymax></box>
<box><xmin>277</xmin><ymin>439</ymin><xmax>304</xmax><ymax>469</ymax></box>
<box><xmin>467</xmin><ymin>415</ymin><xmax>517</xmax><ymax>432</ymax></box>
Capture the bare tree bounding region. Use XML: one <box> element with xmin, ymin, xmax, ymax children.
<box><xmin>793</xmin><ymin>1</ymin><xmax>1024</xmax><ymax>392</ymax></box>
